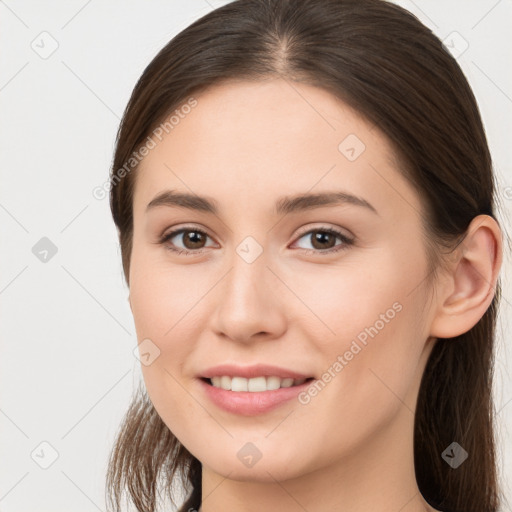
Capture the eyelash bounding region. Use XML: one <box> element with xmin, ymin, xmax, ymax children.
<box><xmin>158</xmin><ymin>225</ymin><xmax>354</xmax><ymax>257</ymax></box>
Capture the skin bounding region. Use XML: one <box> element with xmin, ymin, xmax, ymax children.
<box><xmin>128</xmin><ymin>77</ymin><xmax>502</xmax><ymax>512</ymax></box>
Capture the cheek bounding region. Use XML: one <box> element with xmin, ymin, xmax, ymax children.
<box><xmin>128</xmin><ymin>247</ymin><xmax>199</xmax><ymax>409</ymax></box>
<box><xmin>129</xmin><ymin>241</ymin><xmax>203</xmax><ymax>337</ymax></box>
<box><xmin>283</xmin><ymin>258</ymin><xmax>406</xmax><ymax>352</ymax></box>
<box><xmin>129</xmin><ymin>264</ymin><xmax>203</xmax><ymax>446</ymax></box>
<box><xmin>299</xmin><ymin>253</ymin><xmax>429</xmax><ymax>412</ymax></box>
<box><xmin>286</xmin><ymin>295</ymin><xmax>428</xmax><ymax>474</ymax></box>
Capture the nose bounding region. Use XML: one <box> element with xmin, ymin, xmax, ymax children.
<box><xmin>209</xmin><ymin>247</ymin><xmax>287</xmax><ymax>344</ymax></box>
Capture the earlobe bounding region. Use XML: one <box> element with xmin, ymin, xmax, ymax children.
<box><xmin>429</xmin><ymin>215</ymin><xmax>502</xmax><ymax>339</ymax></box>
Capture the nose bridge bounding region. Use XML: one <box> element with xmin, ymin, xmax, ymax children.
<box><xmin>223</xmin><ymin>238</ymin><xmax>269</xmax><ymax>313</ymax></box>
<box><xmin>211</xmin><ymin>235</ymin><xmax>286</xmax><ymax>342</ymax></box>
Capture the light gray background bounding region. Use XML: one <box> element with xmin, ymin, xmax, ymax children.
<box><xmin>1</xmin><ymin>1</ymin><xmax>511</xmax><ymax>511</ymax></box>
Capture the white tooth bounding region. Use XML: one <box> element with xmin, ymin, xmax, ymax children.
<box><xmin>220</xmin><ymin>376</ymin><xmax>231</xmax><ymax>390</ymax></box>
<box><xmin>231</xmin><ymin>376</ymin><xmax>248</xmax><ymax>392</ymax></box>
<box><xmin>280</xmin><ymin>378</ymin><xmax>294</xmax><ymax>388</ymax></box>
<box><xmin>210</xmin><ymin>375</ymin><xmax>308</xmax><ymax>391</ymax></box>
<box><xmin>248</xmin><ymin>376</ymin><xmax>267</xmax><ymax>392</ymax></box>
<box><xmin>266</xmin><ymin>376</ymin><xmax>281</xmax><ymax>390</ymax></box>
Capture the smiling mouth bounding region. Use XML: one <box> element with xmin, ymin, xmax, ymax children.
<box><xmin>201</xmin><ymin>376</ymin><xmax>315</xmax><ymax>392</ymax></box>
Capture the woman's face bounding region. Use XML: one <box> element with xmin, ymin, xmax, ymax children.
<box><xmin>129</xmin><ymin>78</ymin><xmax>439</xmax><ymax>481</ymax></box>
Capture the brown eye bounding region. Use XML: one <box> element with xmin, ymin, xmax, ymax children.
<box><xmin>160</xmin><ymin>227</ymin><xmax>215</xmax><ymax>254</ymax></box>
<box><xmin>309</xmin><ymin>230</ymin><xmax>337</xmax><ymax>250</ymax></box>
<box><xmin>293</xmin><ymin>226</ymin><xmax>354</xmax><ymax>255</ymax></box>
<box><xmin>180</xmin><ymin>230</ymin><xmax>207</xmax><ymax>249</ymax></box>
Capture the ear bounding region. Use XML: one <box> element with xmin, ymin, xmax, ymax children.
<box><xmin>429</xmin><ymin>215</ymin><xmax>502</xmax><ymax>339</ymax></box>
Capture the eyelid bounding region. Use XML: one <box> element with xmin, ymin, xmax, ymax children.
<box><xmin>293</xmin><ymin>223</ymin><xmax>353</xmax><ymax>240</ymax></box>
<box><xmin>289</xmin><ymin>224</ymin><xmax>354</xmax><ymax>255</ymax></box>
<box><xmin>158</xmin><ymin>223</ymin><xmax>354</xmax><ymax>255</ymax></box>
<box><xmin>158</xmin><ymin>224</ymin><xmax>217</xmax><ymax>251</ymax></box>
<box><xmin>159</xmin><ymin>222</ymin><xmax>352</xmax><ymax>241</ymax></box>
<box><xmin>159</xmin><ymin>223</ymin><xmax>213</xmax><ymax>241</ymax></box>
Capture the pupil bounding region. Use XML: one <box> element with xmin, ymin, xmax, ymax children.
<box><xmin>186</xmin><ymin>231</ymin><xmax>204</xmax><ymax>248</ymax></box>
<box><xmin>313</xmin><ymin>231</ymin><xmax>334</xmax><ymax>249</ymax></box>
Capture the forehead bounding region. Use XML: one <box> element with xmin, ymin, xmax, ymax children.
<box><xmin>133</xmin><ymin>78</ymin><xmax>423</xmax><ymax>222</ymax></box>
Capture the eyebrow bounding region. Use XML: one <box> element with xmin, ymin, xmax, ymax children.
<box><xmin>146</xmin><ymin>189</ymin><xmax>379</xmax><ymax>216</ymax></box>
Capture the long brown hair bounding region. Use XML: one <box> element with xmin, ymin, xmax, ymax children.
<box><xmin>106</xmin><ymin>1</ymin><xmax>505</xmax><ymax>511</ymax></box>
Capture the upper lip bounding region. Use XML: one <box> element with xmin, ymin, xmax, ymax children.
<box><xmin>199</xmin><ymin>364</ymin><xmax>313</xmax><ymax>380</ymax></box>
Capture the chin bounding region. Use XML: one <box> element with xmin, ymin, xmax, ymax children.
<box><xmin>200</xmin><ymin>445</ymin><xmax>312</xmax><ymax>483</ymax></box>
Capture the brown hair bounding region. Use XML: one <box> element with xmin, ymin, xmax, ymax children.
<box><xmin>106</xmin><ymin>1</ymin><xmax>505</xmax><ymax>511</ymax></box>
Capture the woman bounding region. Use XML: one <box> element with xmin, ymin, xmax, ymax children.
<box><xmin>106</xmin><ymin>1</ymin><xmax>504</xmax><ymax>511</ymax></box>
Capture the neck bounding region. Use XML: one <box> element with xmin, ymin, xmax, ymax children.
<box><xmin>198</xmin><ymin>400</ymin><xmax>438</xmax><ymax>512</ymax></box>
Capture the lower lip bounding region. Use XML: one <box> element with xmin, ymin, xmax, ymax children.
<box><xmin>199</xmin><ymin>378</ymin><xmax>313</xmax><ymax>416</ymax></box>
